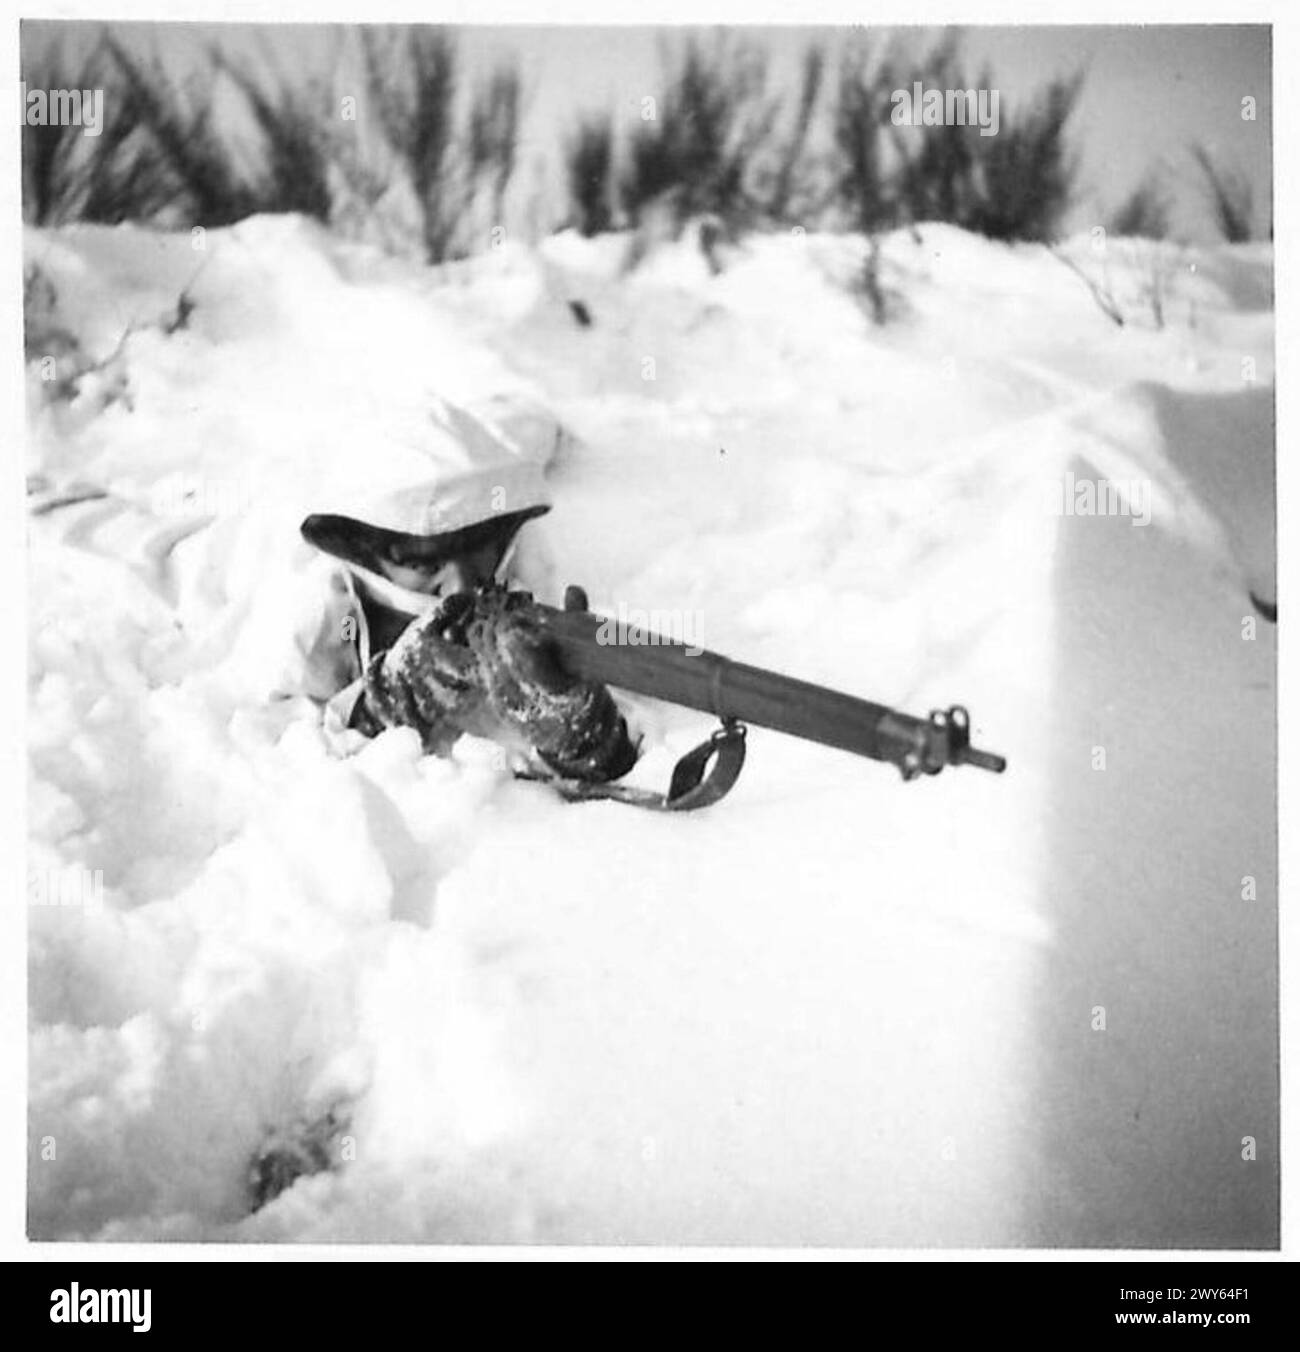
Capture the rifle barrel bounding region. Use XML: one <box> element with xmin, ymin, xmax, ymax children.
<box><xmin>533</xmin><ymin>602</ymin><xmax>1005</xmax><ymax>778</ymax></box>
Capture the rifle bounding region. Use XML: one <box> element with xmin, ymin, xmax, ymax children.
<box><xmin>525</xmin><ymin>585</ymin><xmax>1006</xmax><ymax>811</ymax></box>
<box><xmin>296</xmin><ymin>510</ymin><xmax>1005</xmax><ymax>811</ymax></box>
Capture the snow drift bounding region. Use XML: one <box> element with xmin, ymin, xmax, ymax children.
<box><xmin>26</xmin><ymin>217</ymin><xmax>1276</xmax><ymax>1245</ymax></box>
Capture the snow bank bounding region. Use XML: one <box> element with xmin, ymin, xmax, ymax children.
<box><xmin>26</xmin><ymin>216</ymin><xmax>1276</xmax><ymax>1245</ymax></box>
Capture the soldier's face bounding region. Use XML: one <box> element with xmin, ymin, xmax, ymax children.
<box><xmin>424</xmin><ymin>541</ymin><xmax>504</xmax><ymax>596</ymax></box>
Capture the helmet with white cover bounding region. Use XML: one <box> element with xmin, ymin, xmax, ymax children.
<box><xmin>301</xmin><ymin>395</ymin><xmax>553</xmax><ymax>603</ymax></box>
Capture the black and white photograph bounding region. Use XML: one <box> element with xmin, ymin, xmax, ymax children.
<box><xmin>12</xmin><ymin>4</ymin><xmax>1285</xmax><ymax>1266</ymax></box>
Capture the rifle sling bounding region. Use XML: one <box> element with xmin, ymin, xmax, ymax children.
<box><xmin>520</xmin><ymin>719</ymin><xmax>747</xmax><ymax>812</ymax></box>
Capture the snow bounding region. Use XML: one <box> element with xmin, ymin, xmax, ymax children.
<box><xmin>26</xmin><ymin>215</ymin><xmax>1276</xmax><ymax>1245</ymax></box>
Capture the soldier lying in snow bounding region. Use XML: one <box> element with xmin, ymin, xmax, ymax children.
<box><xmin>298</xmin><ymin>457</ymin><xmax>639</xmax><ymax>785</ymax></box>
<box><xmin>253</xmin><ymin>447</ymin><xmax>639</xmax><ymax>1213</ymax></box>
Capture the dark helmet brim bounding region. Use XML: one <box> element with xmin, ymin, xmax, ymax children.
<box><xmin>301</xmin><ymin>503</ymin><xmax>550</xmax><ymax>580</ymax></box>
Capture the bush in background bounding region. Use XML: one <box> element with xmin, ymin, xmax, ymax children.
<box><xmin>566</xmin><ymin>117</ymin><xmax>615</xmax><ymax>237</ymax></box>
<box><xmin>833</xmin><ymin>40</ymin><xmax>909</xmax><ymax>235</ymax></box>
<box><xmin>40</xmin><ymin>25</ymin><xmax>1255</xmax><ymax>268</ymax></box>
<box><xmin>22</xmin><ymin>32</ymin><xmax>187</xmax><ymax>226</ymax></box>
<box><xmin>21</xmin><ymin>33</ymin><xmax>103</xmax><ymax>224</ymax></box>
<box><xmin>1108</xmin><ymin>175</ymin><xmax>1172</xmax><ymax>240</ymax></box>
<box><xmin>606</xmin><ymin>34</ymin><xmax>825</xmax><ymax>239</ymax></box>
<box><xmin>357</xmin><ymin>27</ymin><xmax>461</xmax><ymax>260</ymax></box>
<box><xmin>357</xmin><ymin>26</ymin><xmax>521</xmax><ymax>262</ymax></box>
<box><xmin>103</xmin><ymin>37</ymin><xmax>261</xmax><ymax>226</ymax></box>
<box><xmin>752</xmin><ymin>45</ymin><xmax>826</xmax><ymax>225</ymax></box>
<box><xmin>1190</xmin><ymin>143</ymin><xmax>1255</xmax><ymax>244</ymax></box>
<box><xmin>832</xmin><ymin>32</ymin><xmax>1082</xmax><ymax>245</ymax></box>
<box><xmin>21</xmin><ymin>26</ymin><xmax>523</xmax><ymax>264</ymax></box>
<box><xmin>617</xmin><ymin>35</ymin><xmax>769</xmax><ymax>233</ymax></box>
<box><xmin>210</xmin><ymin>41</ymin><xmax>334</xmax><ymax>224</ymax></box>
<box><xmin>966</xmin><ymin>71</ymin><xmax>1082</xmax><ymax>242</ymax></box>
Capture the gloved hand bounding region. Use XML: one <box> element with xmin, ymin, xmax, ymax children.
<box><xmin>466</xmin><ymin>591</ymin><xmax>638</xmax><ymax>782</ymax></box>
<box><xmin>359</xmin><ymin>587</ymin><xmax>638</xmax><ymax>782</ymax></box>
<box><xmin>428</xmin><ymin>590</ymin><xmax>478</xmax><ymax>644</ymax></box>
<box><xmin>360</xmin><ymin>597</ymin><xmax>490</xmax><ymax>755</ymax></box>
<box><xmin>465</xmin><ymin>591</ymin><xmax>579</xmax><ymax>710</ymax></box>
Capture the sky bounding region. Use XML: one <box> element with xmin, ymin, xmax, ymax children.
<box><xmin>21</xmin><ymin>21</ymin><xmax>1273</xmax><ymax>241</ymax></box>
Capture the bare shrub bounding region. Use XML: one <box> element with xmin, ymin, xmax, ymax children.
<box><xmin>617</xmin><ymin>34</ymin><xmax>820</xmax><ymax>239</ymax></box>
<box><xmin>833</xmin><ymin>31</ymin><xmax>1082</xmax><ymax>245</ymax></box>
<box><xmin>565</xmin><ymin>117</ymin><xmax>615</xmax><ymax>236</ymax></box>
<box><xmin>759</xmin><ymin>45</ymin><xmax>826</xmax><ymax>223</ymax></box>
<box><xmin>1190</xmin><ymin>143</ymin><xmax>1255</xmax><ymax>243</ymax></box>
<box><xmin>21</xmin><ymin>33</ymin><xmax>102</xmax><ymax>224</ymax></box>
<box><xmin>211</xmin><ymin>44</ymin><xmax>334</xmax><ymax>222</ymax></box>
<box><xmin>104</xmin><ymin>36</ymin><xmax>257</xmax><ymax>226</ymax></box>
<box><xmin>467</xmin><ymin>64</ymin><xmax>522</xmax><ymax>227</ymax></box>
<box><xmin>965</xmin><ymin>72</ymin><xmax>1083</xmax><ymax>243</ymax></box>
<box><xmin>359</xmin><ymin>27</ymin><xmax>460</xmax><ymax>260</ymax></box>
<box><xmin>21</xmin><ymin>30</ymin><xmax>177</xmax><ymax>226</ymax></box>
<box><xmin>358</xmin><ymin>27</ymin><xmax>521</xmax><ymax>262</ymax></box>
<box><xmin>1108</xmin><ymin>175</ymin><xmax>1171</xmax><ymax>240</ymax></box>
